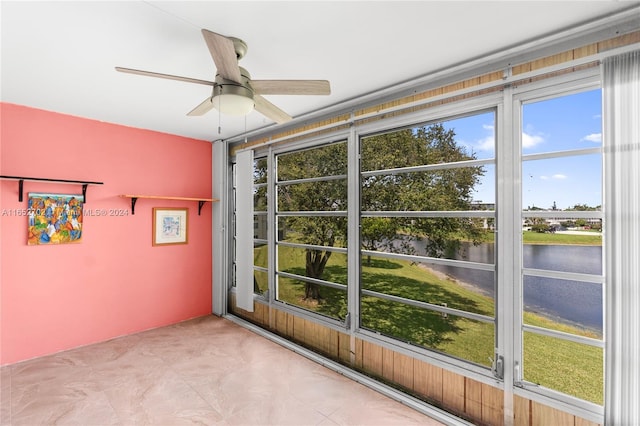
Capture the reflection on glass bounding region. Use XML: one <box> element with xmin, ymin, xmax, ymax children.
<box><xmin>275</xmin><ymin>275</ymin><xmax>347</xmax><ymax>321</ymax></box>
<box><xmin>523</xmin><ymin>275</ymin><xmax>602</xmax><ymax>336</ymax></box>
<box><xmin>360</xmin><ymin>295</ymin><xmax>493</xmax><ymax>367</ymax></box>
<box><xmin>523</xmin><ymin>331</ymin><xmax>603</xmax><ymax>404</ymax></box>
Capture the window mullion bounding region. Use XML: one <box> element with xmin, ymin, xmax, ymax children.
<box><xmin>347</xmin><ymin>119</ymin><xmax>360</xmax><ymax>362</ymax></box>
<box><xmin>268</xmin><ymin>147</ymin><xmax>277</xmax><ymax>305</ymax></box>
<box><xmin>495</xmin><ymin>85</ymin><xmax>520</xmax><ymax>425</ymax></box>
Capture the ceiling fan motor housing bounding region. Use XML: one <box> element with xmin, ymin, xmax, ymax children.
<box><xmin>212</xmin><ymin>66</ymin><xmax>255</xmax><ymax>115</ymax></box>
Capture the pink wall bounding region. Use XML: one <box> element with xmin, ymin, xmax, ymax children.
<box><xmin>0</xmin><ymin>103</ymin><xmax>213</xmax><ymax>365</ymax></box>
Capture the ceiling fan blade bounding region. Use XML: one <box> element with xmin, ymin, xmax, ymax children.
<box><xmin>115</xmin><ymin>67</ymin><xmax>214</xmax><ymax>86</ymax></box>
<box><xmin>254</xmin><ymin>95</ymin><xmax>292</xmax><ymax>124</ymax></box>
<box><xmin>201</xmin><ymin>29</ymin><xmax>242</xmax><ymax>83</ymax></box>
<box><xmin>252</xmin><ymin>80</ymin><xmax>331</xmax><ymax>96</ymax></box>
<box><xmin>187</xmin><ymin>97</ymin><xmax>215</xmax><ymax>116</ymax></box>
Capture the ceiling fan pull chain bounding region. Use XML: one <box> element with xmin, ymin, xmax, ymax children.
<box><xmin>218</xmin><ymin>95</ymin><xmax>222</xmax><ymax>134</ymax></box>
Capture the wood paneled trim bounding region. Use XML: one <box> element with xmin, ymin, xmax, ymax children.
<box><xmin>292</xmin><ymin>314</ymin><xmax>306</xmax><ymax>343</ymax></box>
<box><xmin>392</xmin><ymin>351</ymin><xmax>414</xmax><ymax>391</ymax></box>
<box><xmin>512</xmin><ymin>30</ymin><xmax>639</xmax><ymax>76</ymax></box>
<box><xmin>575</xmin><ymin>416</ymin><xmax>602</xmax><ymax>426</ymax></box>
<box><xmin>442</xmin><ymin>368</ymin><xmax>466</xmax><ymax>414</ymax></box>
<box><xmin>597</xmin><ymin>31</ymin><xmax>640</xmax><ymax>53</ymax></box>
<box><xmin>360</xmin><ymin>339</ymin><xmax>384</xmax><ymax>377</ymax></box>
<box><xmin>514</xmin><ymin>395</ymin><xmax>531</xmax><ymax>426</ymax></box>
<box><xmin>381</xmin><ymin>346</ymin><xmax>395</xmax><ymax>383</ymax></box>
<box><xmin>531</xmin><ymin>401</ymin><xmax>575</xmax><ymax>426</ymax></box>
<box><xmin>481</xmin><ymin>383</ymin><xmax>504</xmax><ymax>426</ymax></box>
<box><xmin>414</xmin><ymin>360</ymin><xmax>444</xmax><ymax>403</ymax></box>
<box><xmin>465</xmin><ymin>377</ymin><xmax>483</xmax><ymax>421</ymax></box>
<box><xmin>230</xmin><ymin>115</ymin><xmax>350</xmax><ymax>155</ymax></box>
<box><xmin>274</xmin><ymin>308</ymin><xmax>288</xmax><ymax>336</ymax></box>
<box><xmin>338</xmin><ymin>331</ymin><xmax>351</xmax><ymax>364</ymax></box>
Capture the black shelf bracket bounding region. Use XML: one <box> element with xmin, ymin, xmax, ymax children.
<box><xmin>120</xmin><ymin>195</ymin><xmax>217</xmax><ymax>215</ymax></box>
<box><xmin>130</xmin><ymin>197</ymin><xmax>138</xmax><ymax>215</ymax></box>
<box><xmin>1</xmin><ymin>175</ymin><xmax>103</xmax><ymax>203</ymax></box>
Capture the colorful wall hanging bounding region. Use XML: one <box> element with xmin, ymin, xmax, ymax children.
<box><xmin>27</xmin><ymin>192</ymin><xmax>84</xmax><ymax>245</ymax></box>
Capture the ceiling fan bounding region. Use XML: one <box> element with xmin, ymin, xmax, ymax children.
<box><xmin>116</xmin><ymin>29</ymin><xmax>331</xmax><ymax>124</ymax></box>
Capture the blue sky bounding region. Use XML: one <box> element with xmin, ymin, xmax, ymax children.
<box><xmin>441</xmin><ymin>89</ymin><xmax>603</xmax><ymax>209</ymax></box>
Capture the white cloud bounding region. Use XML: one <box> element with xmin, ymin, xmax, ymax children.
<box><xmin>522</xmin><ymin>132</ymin><xmax>544</xmax><ymax>149</ymax></box>
<box><xmin>461</xmin><ymin>123</ymin><xmax>496</xmax><ymax>152</ymax></box>
<box><xmin>552</xmin><ymin>174</ymin><xmax>567</xmax><ymax>179</ymax></box>
<box><xmin>540</xmin><ymin>175</ymin><xmax>549</xmax><ymax>180</ymax></box>
<box><xmin>475</xmin><ymin>136</ymin><xmax>495</xmax><ymax>151</ymax></box>
<box><xmin>581</xmin><ymin>133</ymin><xmax>602</xmax><ymax>143</ymax></box>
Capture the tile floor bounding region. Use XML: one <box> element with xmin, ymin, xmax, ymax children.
<box><xmin>1</xmin><ymin>315</ymin><xmax>446</xmax><ymax>425</ymax></box>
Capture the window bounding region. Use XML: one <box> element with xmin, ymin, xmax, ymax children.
<box><xmin>253</xmin><ymin>156</ymin><xmax>269</xmax><ymax>296</ymax></box>
<box><xmin>228</xmin><ymin>67</ymin><xmax>607</xmax><ymax>420</ymax></box>
<box><xmin>359</xmin><ymin>112</ymin><xmax>496</xmax><ymax>366</ymax></box>
<box><xmin>518</xmin><ymin>89</ymin><xmax>604</xmax><ymax>405</ymax></box>
<box><xmin>274</xmin><ymin>141</ymin><xmax>348</xmax><ymax>321</ymax></box>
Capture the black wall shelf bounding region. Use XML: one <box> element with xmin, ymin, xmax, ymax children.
<box><xmin>0</xmin><ymin>175</ymin><xmax>104</xmax><ymax>202</ymax></box>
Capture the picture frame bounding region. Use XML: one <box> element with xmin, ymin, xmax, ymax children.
<box><xmin>152</xmin><ymin>208</ymin><xmax>188</xmax><ymax>246</ymax></box>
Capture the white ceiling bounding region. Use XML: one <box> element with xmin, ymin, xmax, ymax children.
<box><xmin>2</xmin><ymin>1</ymin><xmax>638</xmax><ymax>142</ymax></box>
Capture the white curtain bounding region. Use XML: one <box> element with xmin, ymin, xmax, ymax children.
<box><xmin>603</xmin><ymin>50</ymin><xmax>640</xmax><ymax>426</ymax></box>
<box><xmin>235</xmin><ymin>149</ymin><xmax>255</xmax><ymax>312</ymax></box>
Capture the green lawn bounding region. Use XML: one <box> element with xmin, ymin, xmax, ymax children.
<box><xmin>473</xmin><ymin>230</ymin><xmax>602</xmax><ymax>246</ymax></box>
<box><xmin>258</xmin><ymin>244</ymin><xmax>603</xmax><ymax>405</ymax></box>
<box><xmin>522</xmin><ymin>231</ymin><xmax>602</xmax><ymax>245</ymax></box>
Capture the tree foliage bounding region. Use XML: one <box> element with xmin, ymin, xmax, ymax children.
<box><xmin>272</xmin><ymin>123</ymin><xmax>485</xmax><ymax>300</ymax></box>
<box><xmin>276</xmin><ymin>143</ymin><xmax>348</xmax><ymax>300</ymax></box>
<box><xmin>361</xmin><ymin>124</ymin><xmax>485</xmax><ymax>259</ymax></box>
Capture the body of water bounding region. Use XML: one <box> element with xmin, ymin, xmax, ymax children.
<box><xmin>414</xmin><ymin>241</ymin><xmax>603</xmax><ymax>333</ymax></box>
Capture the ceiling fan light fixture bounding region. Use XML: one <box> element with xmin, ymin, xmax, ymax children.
<box><xmin>212</xmin><ymin>84</ymin><xmax>254</xmax><ymax>116</ymax></box>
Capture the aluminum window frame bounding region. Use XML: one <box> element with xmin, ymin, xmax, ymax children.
<box><xmin>272</xmin><ymin>138</ymin><xmax>351</xmax><ymax>322</ymax></box>
<box><xmin>356</xmin><ymin>104</ymin><xmax>499</xmax><ymax>370</ymax></box>
<box><xmin>511</xmin><ymin>69</ymin><xmax>605</xmax><ymax>418</ymax></box>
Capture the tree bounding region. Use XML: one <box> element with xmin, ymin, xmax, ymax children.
<box><xmin>530</xmin><ymin>217</ymin><xmax>550</xmax><ymax>233</ymax></box>
<box><xmin>276</xmin><ymin>123</ymin><xmax>485</xmax><ymax>301</ymax></box>
<box><xmin>276</xmin><ymin>142</ymin><xmax>348</xmax><ymax>300</ymax></box>
<box><xmin>361</xmin><ymin>124</ymin><xmax>485</xmax><ymax>260</ymax></box>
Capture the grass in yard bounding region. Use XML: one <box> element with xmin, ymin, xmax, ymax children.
<box><xmin>522</xmin><ymin>231</ymin><xmax>602</xmax><ymax>245</ymax></box>
<box><xmin>256</xmin><ymin>245</ymin><xmax>603</xmax><ymax>404</ymax></box>
<box><xmin>466</xmin><ymin>230</ymin><xmax>601</xmax><ymax>246</ymax></box>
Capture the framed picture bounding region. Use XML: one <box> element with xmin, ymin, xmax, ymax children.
<box><xmin>152</xmin><ymin>208</ymin><xmax>188</xmax><ymax>246</ymax></box>
<box><xmin>27</xmin><ymin>192</ymin><xmax>84</xmax><ymax>245</ymax></box>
